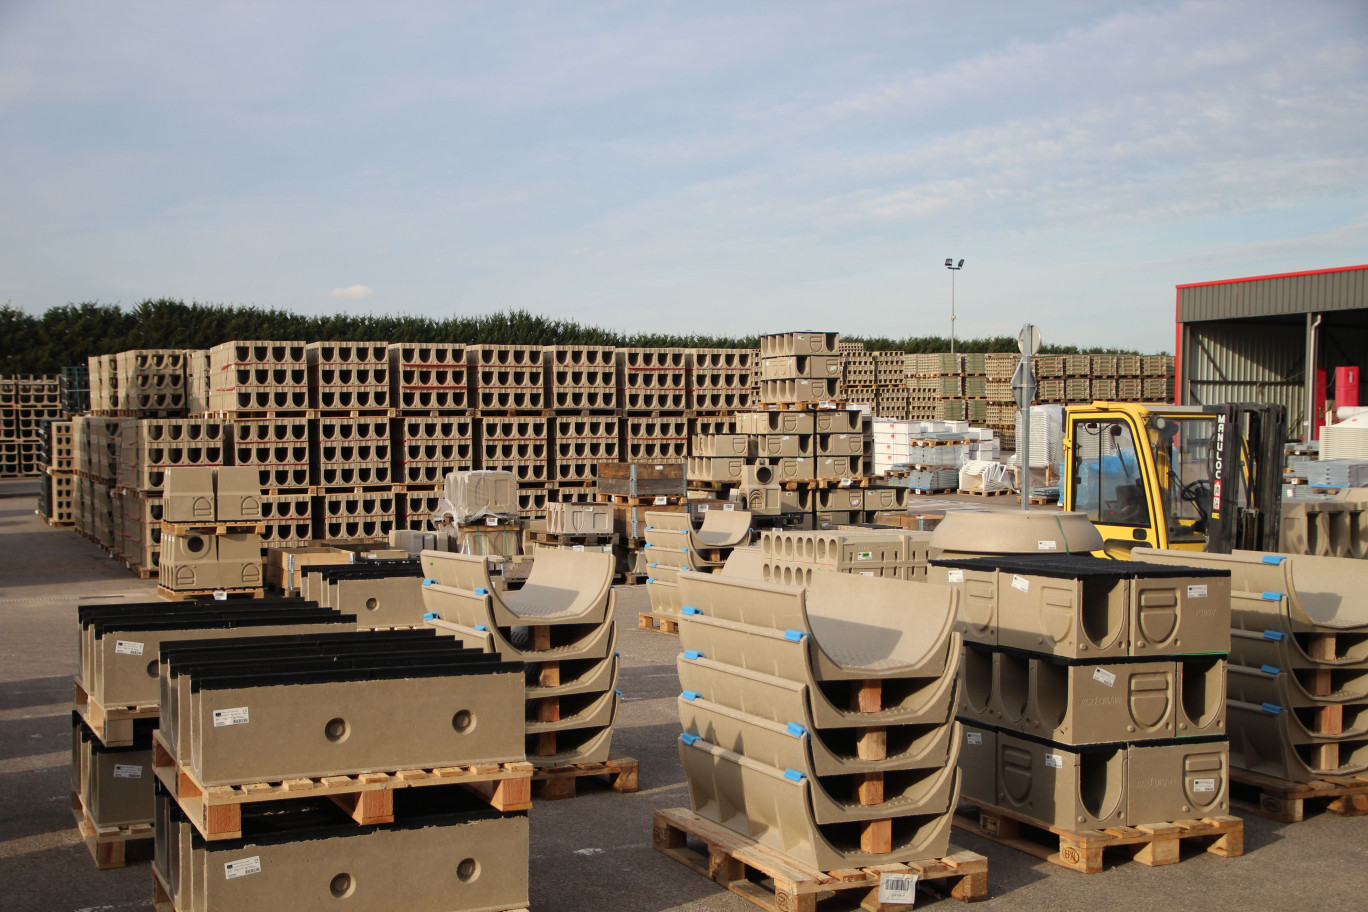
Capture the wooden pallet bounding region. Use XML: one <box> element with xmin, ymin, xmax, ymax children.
<box><xmin>956</xmin><ymin>488</ymin><xmax>1012</xmax><ymax>497</ymax></box>
<box><xmin>1230</xmin><ymin>768</ymin><xmax>1368</xmax><ymax>823</ymax></box>
<box><xmin>160</xmin><ymin>521</ymin><xmax>267</xmax><ymax>535</ymax></box>
<box><xmin>905</xmin><ymin>487</ymin><xmax>956</xmax><ymax>496</ymax></box>
<box><xmin>71</xmin><ymin>791</ymin><xmax>153</xmax><ymax>870</ymax></box>
<box><xmin>595</xmin><ymin>492</ymin><xmax>687</xmax><ymax>506</ymax></box>
<box><xmin>953</xmin><ymin>801</ymin><xmax>1243</xmax><ymax>873</ymax></box>
<box><xmin>639</xmin><ymin>611</ymin><xmax>680</xmax><ymax>635</ymax></box>
<box><xmin>654</xmin><ymin>807</ymin><xmax>987</xmax><ymax>910</ymax></box>
<box><xmin>157</xmin><ymin>586</ymin><xmax>264</xmax><ymax>602</ymax></box>
<box><xmin>762</xmin><ymin>400</ymin><xmax>849</xmax><ymax>412</ymax></box>
<box><xmin>73</xmin><ymin>678</ymin><xmax>158</xmax><ymax>748</ymax></box>
<box><xmin>530</xmin><ymin>756</ymin><xmax>640</xmax><ymax>800</ymax></box>
<box><xmin>128</xmin><ymin>562</ymin><xmax>158</xmax><ymax>580</ymax></box>
<box><xmin>525</xmin><ymin>530</ymin><xmax>618</xmax><ymax>547</ymax></box>
<box><xmin>151</xmin><ymin>732</ymin><xmax>533</xmax><ymax>839</ymax></box>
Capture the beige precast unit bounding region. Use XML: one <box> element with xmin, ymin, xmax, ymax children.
<box><xmin>180</xmin><ymin>666</ymin><xmax>526</xmax><ymax>786</ymax></box>
<box><xmin>1228</xmin><ymin>591</ymin><xmax>1368</xmax><ymax>668</ymax></box>
<box><xmin>73</xmin><ymin>719</ymin><xmax>153</xmax><ymax>828</ymax></box>
<box><xmin>1227</xmin><ymin>659</ymin><xmax>1368</xmax><ymax>712</ymax></box>
<box><xmin>643</xmin><ymin>542</ymin><xmax>722</xmax><ymax>572</ymax></box>
<box><xmin>678</xmin><ymin>654</ymin><xmax>957</xmax><ymax>774</ymax></box>
<box><xmin>1228</xmin><ymin>700</ymin><xmax>1368</xmax><ymax>780</ymax></box>
<box><xmin>162</xmin><ymin>466</ymin><xmax>216</xmax><ymax>523</ymax></box>
<box><xmin>679</xmin><ymin>736</ymin><xmax>957</xmax><ymax>870</ymax></box>
<box><xmin>956</xmin><ymin>723</ymin><xmax>996</xmax><ymax>805</ymax></box>
<box><xmin>929</xmin><ymin>511</ymin><xmax>1103</xmax><ymax>558</ymax></box>
<box><xmin>421</xmin><ymin>548</ymin><xmax>615</xmax><ymax>627</ymax></box>
<box><xmin>543</xmin><ymin>502</ymin><xmax>613</xmax><ymax>535</ymax></box>
<box><xmin>329</xmin><ymin>576</ymin><xmax>427</xmax><ymax>628</ymax></box>
<box><xmin>646</xmin><ymin>578</ymin><xmax>684</xmax><ymax>616</ymax></box>
<box><xmin>167</xmin><ymin>801</ymin><xmax>529</xmax><ymax>912</ymax></box>
<box><xmin>1126</xmin><ymin>739</ymin><xmax>1231</xmax><ymax>823</ymax></box>
<box><xmin>679</xmin><ymin>694</ymin><xmax>960</xmax><ymax>822</ymax></box>
<box><xmin>720</xmin><ymin>546</ymin><xmax>766</xmax><ymax>579</ymax></box>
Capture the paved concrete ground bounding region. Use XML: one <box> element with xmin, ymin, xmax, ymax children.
<box><xmin>1</xmin><ymin>477</ymin><xmax>1364</xmax><ymax>911</ymax></box>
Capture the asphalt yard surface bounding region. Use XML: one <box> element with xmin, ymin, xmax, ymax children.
<box><xmin>1</xmin><ymin>478</ymin><xmax>1364</xmax><ymax>911</ymax></box>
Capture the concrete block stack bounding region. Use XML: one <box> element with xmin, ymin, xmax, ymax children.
<box><xmin>158</xmin><ymin>466</ymin><xmax>265</xmax><ymax>597</ymax></box>
<box><xmin>115</xmin><ymin>350</ymin><xmax>187</xmax><ymax>415</ymax></box>
<box><xmin>207</xmin><ymin>340</ymin><xmax>310</xmax><ymax>413</ymax></box>
<box><xmin>756</xmin><ymin>527</ymin><xmax>929</xmax><ymax>585</ymax></box>
<box><xmin>1135</xmin><ymin>548</ymin><xmax>1368</xmax><ymax>786</ymax></box>
<box><xmin>871</xmin><ymin>417</ymin><xmax>1001</xmax><ymax>490</ymax></box>
<box><xmin>152</xmin><ymin>628</ymin><xmax>530</xmax><ymax>912</ymax></box>
<box><xmin>688</xmin><ymin>406</ymin><xmax>867</xmax><ymax>486</ymax></box>
<box><xmin>71</xmin><ymin>415</ymin><xmax>123</xmax><ymax>550</ymax></box>
<box><xmin>0</xmin><ymin>374</ymin><xmax>62</xmax><ymax>477</ymax></box>
<box><xmin>930</xmin><ymin>549</ymin><xmax>1234</xmax><ymax>833</ymax></box>
<box><xmin>625</xmin><ymin>415</ymin><xmax>688</xmax><ymax>464</ymax></box>
<box><xmin>643</xmin><ymin>507</ymin><xmax>753</xmax><ymax>616</ymax></box>
<box><xmin>390</xmin><ymin>342</ymin><xmax>469</xmax><ymax>412</ymax></box>
<box><xmin>674</xmin><ymin>570</ymin><xmax>963</xmax><ymax>870</ymax></box>
<box><xmin>87</xmin><ymin>354</ymin><xmax>119</xmax><ymax>414</ymax></box>
<box><xmin>758</xmin><ymin>332</ymin><xmax>842</xmax><ymax>405</ymax></box>
<box><xmin>432</xmin><ymin>469</ymin><xmax>523</xmax><ymax>557</ymax></box>
<box><xmin>618</xmin><ymin>347</ymin><xmax>689</xmax><ymax>412</ymax></box>
<box><xmin>38</xmin><ymin>418</ymin><xmax>75</xmax><ymax>524</ymax></box>
<box><xmin>422</xmin><ymin>548</ymin><xmax>621</xmax><ymax>767</ymax></box>
<box><xmin>307</xmin><ymin>341</ymin><xmax>390</xmax><ymax>410</ymax></box>
<box><xmin>689</xmin><ymin>348</ymin><xmax>753</xmax><ymax>413</ymax></box>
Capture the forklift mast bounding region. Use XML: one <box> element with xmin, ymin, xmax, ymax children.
<box><xmin>1205</xmin><ymin>402</ymin><xmax>1285</xmax><ymax>554</ymax></box>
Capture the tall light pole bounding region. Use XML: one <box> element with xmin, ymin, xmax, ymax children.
<box><xmin>945</xmin><ymin>258</ymin><xmax>964</xmax><ymax>355</ymax></box>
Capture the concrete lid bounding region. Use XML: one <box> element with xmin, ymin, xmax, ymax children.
<box><xmin>930</xmin><ymin>511</ymin><xmax>1103</xmax><ymax>555</ymax></box>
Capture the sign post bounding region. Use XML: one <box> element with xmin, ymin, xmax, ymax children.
<box><xmin>1013</xmin><ymin>324</ymin><xmax>1042</xmax><ymax>510</ymax></box>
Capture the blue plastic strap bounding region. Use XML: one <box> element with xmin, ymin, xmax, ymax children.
<box><xmin>475</xmin><ymin>587</ymin><xmax>489</xmax><ymax>596</ymax></box>
<box><xmin>650</xmin><ymin>562</ymin><xmax>658</xmax><ymax>568</ymax></box>
<box><xmin>682</xmin><ymin>547</ymin><xmax>689</xmax><ymax>553</ymax></box>
<box><xmin>423</xmin><ymin>612</ymin><xmax>438</xmax><ymax>621</ymax></box>
<box><xmin>783</xmin><ymin>768</ymin><xmax>807</xmax><ymax>782</ymax></box>
<box><xmin>614</xmin><ymin>652</ymin><xmax>621</xmax><ymax>659</ymax></box>
<box><xmin>1261</xmin><ymin>664</ymin><xmax>1281</xmax><ymax>676</ymax></box>
<box><xmin>1261</xmin><ymin>555</ymin><xmax>1288</xmax><ymax>564</ymax></box>
<box><xmin>474</xmin><ymin>624</ymin><xmax>488</xmax><ymax>632</ymax></box>
<box><xmin>1262</xmin><ymin>702</ymin><xmax>1282</xmax><ymax>715</ymax></box>
<box><xmin>1261</xmin><ymin>591</ymin><xmax>1282</xmax><ymax>601</ymax></box>
<box><xmin>647</xmin><ymin>578</ymin><xmax>655</xmax><ymax>584</ymax></box>
<box><xmin>644</xmin><ymin>543</ymin><xmax>653</xmax><ymax>549</ymax></box>
<box><xmin>682</xmin><ymin>606</ymin><xmax>701</xmax><ymax>616</ymax></box>
<box><xmin>679</xmin><ymin>733</ymin><xmax>699</xmax><ymax>746</ymax></box>
<box><xmin>615</xmin><ymin>690</ymin><xmax>622</xmax><ymax>699</ymax></box>
<box><xmin>1263</xmin><ymin>629</ymin><xmax>1286</xmax><ymax>641</ymax></box>
<box><xmin>645</xmin><ymin>525</ymin><xmax>653</xmax><ymax>531</ymax></box>
<box><xmin>423</xmin><ymin>578</ymin><xmax>436</xmax><ymax>586</ymax></box>
<box><xmin>783</xmin><ymin>629</ymin><xmax>807</xmax><ymax>642</ymax></box>
<box><xmin>684</xmin><ymin>650</ymin><xmax>705</xmax><ymax>660</ymax></box>
<box><xmin>682</xmin><ymin>690</ymin><xmax>700</xmax><ymax>701</ymax></box>
<box><xmin>786</xmin><ymin>722</ymin><xmax>808</xmax><ymax>738</ymax></box>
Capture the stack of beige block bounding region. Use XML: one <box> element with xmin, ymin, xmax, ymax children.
<box><xmin>675</xmin><ymin>570</ymin><xmax>963</xmax><ymax>870</ymax></box>
<box><xmin>115</xmin><ymin>350</ymin><xmax>187</xmax><ymax>414</ymax></box>
<box><xmin>757</xmin><ymin>528</ymin><xmax>931</xmax><ymax>587</ymax></box>
<box><xmin>927</xmin><ymin>516</ymin><xmax>1234</xmax><ymax>832</ymax></box>
<box><xmin>758</xmin><ymin>332</ymin><xmax>843</xmax><ymax>405</ymax></box>
<box><xmin>153</xmin><ymin>629</ymin><xmax>528</xmax><ymax>912</ymax></box>
<box><xmin>432</xmin><ymin>469</ymin><xmax>523</xmax><ymax>557</ymax></box>
<box><xmin>0</xmin><ymin>374</ymin><xmax>62</xmax><ymax>477</ymax></box>
<box><xmin>619</xmin><ymin>348</ymin><xmax>689</xmax><ymax>411</ymax></box>
<box><xmin>691</xmin><ymin>348</ymin><xmax>753</xmax><ymax>412</ymax></box>
<box><xmin>208</xmin><ymin>341</ymin><xmax>309</xmax><ymax>412</ymax></box>
<box><xmin>307</xmin><ymin>341</ymin><xmax>390</xmax><ymax>410</ymax></box>
<box><xmin>687</xmin><ymin>407</ymin><xmax>865</xmax><ymax>485</ymax></box>
<box><xmin>421</xmin><ymin>548</ymin><xmax>620</xmax><ymax>766</ymax></box>
<box><xmin>158</xmin><ymin>466</ymin><xmax>264</xmax><ymax>595</ymax></box>
<box><xmin>1135</xmin><ymin>548</ymin><xmax>1368</xmax><ymax>783</ymax></box>
<box><xmin>644</xmin><ymin>508</ymin><xmax>754</xmax><ymax>616</ymax></box>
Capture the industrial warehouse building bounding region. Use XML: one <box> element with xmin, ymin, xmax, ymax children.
<box><xmin>1176</xmin><ymin>264</ymin><xmax>1368</xmax><ymax>441</ymax></box>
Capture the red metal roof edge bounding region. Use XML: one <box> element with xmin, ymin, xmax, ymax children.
<box><xmin>1175</xmin><ymin>263</ymin><xmax>1368</xmax><ymax>290</ymax></box>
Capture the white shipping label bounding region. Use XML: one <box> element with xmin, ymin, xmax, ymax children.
<box><xmin>654</xmin><ymin>496</ymin><xmax>668</xmax><ymax>506</ymax></box>
<box><xmin>1092</xmin><ymin>667</ymin><xmax>1117</xmax><ymax>688</ymax></box>
<box><xmin>1187</xmin><ymin>584</ymin><xmax>1208</xmax><ymax>599</ymax></box>
<box><xmin>1045</xmin><ymin>754</ymin><xmax>1063</xmax><ymax>770</ymax></box>
<box><xmin>966</xmin><ymin>731</ymin><xmax>983</xmax><ymax>746</ymax></box>
<box><xmin>224</xmin><ymin>856</ymin><xmax>261</xmax><ymax>880</ymax></box>
<box><xmin>572</xmin><ymin>545</ymin><xmax>585</xmax><ymax>552</ymax></box>
<box><xmin>485</xmin><ymin>516</ymin><xmax>498</xmax><ymax>527</ymax></box>
<box><xmin>1037</xmin><ymin>540</ymin><xmax>1058</xmax><ymax>551</ymax></box>
<box><xmin>212</xmin><ymin>590</ymin><xmax>228</xmax><ymax>601</ymax></box>
<box><xmin>213</xmin><ymin>706</ymin><xmax>250</xmax><ymax>728</ymax></box>
<box><xmin>722</xmin><ymin>503</ymin><xmax>735</xmax><ymax>511</ymax></box>
<box><xmin>1192</xmin><ymin>778</ymin><xmax>1217</xmax><ymax>794</ymax></box>
<box><xmin>1011</xmin><ymin>575</ymin><xmax>1030</xmax><ymax>593</ymax></box>
<box><xmin>947</xmin><ymin>570</ymin><xmax>965</xmax><ymax>583</ymax></box>
<box><xmin>859</xmin><ymin>571</ymin><xmax>875</xmax><ymax>577</ymax></box>
<box><xmin>113</xmin><ymin>764</ymin><xmax>143</xmax><ymax>779</ymax></box>
<box><xmin>839</xmin><ymin>478</ymin><xmax>853</xmax><ymax>487</ymax></box>
<box><xmin>114</xmin><ymin>640</ymin><xmax>145</xmax><ymax>657</ymax></box>
<box><xmin>878</xmin><ymin>871</ymin><xmax>918</xmax><ymax>905</ymax></box>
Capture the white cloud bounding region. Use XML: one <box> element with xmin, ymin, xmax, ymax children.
<box><xmin>328</xmin><ymin>284</ymin><xmax>376</xmax><ymax>300</ymax></box>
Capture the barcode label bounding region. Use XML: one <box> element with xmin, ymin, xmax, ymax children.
<box><xmin>115</xmin><ymin>640</ymin><xmax>144</xmax><ymax>656</ymax></box>
<box><xmin>212</xmin><ymin>590</ymin><xmax>227</xmax><ymax>601</ymax></box>
<box><xmin>113</xmin><ymin>764</ymin><xmax>143</xmax><ymax>779</ymax></box>
<box><xmin>572</xmin><ymin>545</ymin><xmax>585</xmax><ymax>552</ymax></box>
<box><xmin>654</xmin><ymin>496</ymin><xmax>668</xmax><ymax>505</ymax></box>
<box><xmin>485</xmin><ymin>516</ymin><xmax>498</xmax><ymax>527</ymax></box>
<box><xmin>722</xmin><ymin>503</ymin><xmax>735</xmax><ymax>511</ymax></box>
<box><xmin>967</xmin><ymin>731</ymin><xmax>983</xmax><ymax>746</ymax></box>
<box><xmin>1037</xmin><ymin>539</ymin><xmax>1058</xmax><ymax>551</ymax></box>
<box><xmin>213</xmin><ymin>706</ymin><xmax>250</xmax><ymax>727</ymax></box>
<box><xmin>1193</xmin><ymin>778</ymin><xmax>1217</xmax><ymax>793</ymax></box>
<box><xmin>1045</xmin><ymin>754</ymin><xmax>1063</xmax><ymax>769</ymax></box>
<box><xmin>947</xmin><ymin>570</ymin><xmax>964</xmax><ymax>583</ymax></box>
<box><xmin>878</xmin><ymin>871</ymin><xmax>918</xmax><ymax>904</ymax></box>
<box><xmin>1011</xmin><ymin>575</ymin><xmax>1030</xmax><ymax>593</ymax></box>
<box><xmin>1187</xmin><ymin>584</ymin><xmax>1208</xmax><ymax>599</ymax></box>
<box><xmin>839</xmin><ymin>478</ymin><xmax>853</xmax><ymax>487</ymax></box>
<box><xmin>1092</xmin><ymin>667</ymin><xmax>1117</xmax><ymax>688</ymax></box>
<box><xmin>224</xmin><ymin>856</ymin><xmax>261</xmax><ymax>880</ymax></box>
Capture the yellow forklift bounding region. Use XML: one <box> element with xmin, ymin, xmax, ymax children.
<box><xmin>1060</xmin><ymin>401</ymin><xmax>1286</xmax><ymax>558</ymax></box>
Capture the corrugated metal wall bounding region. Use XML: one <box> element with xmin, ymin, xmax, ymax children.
<box><xmin>1178</xmin><ymin>267</ymin><xmax>1367</xmax><ymax>322</ymax></box>
<box><xmin>1181</xmin><ymin>321</ymin><xmax>1305</xmax><ymax>430</ymax></box>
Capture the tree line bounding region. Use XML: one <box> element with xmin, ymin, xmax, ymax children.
<box><xmin>0</xmin><ymin>299</ymin><xmax>1143</xmax><ymax>375</ymax></box>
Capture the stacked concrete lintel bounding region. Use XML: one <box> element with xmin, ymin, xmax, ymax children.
<box><xmin>674</xmin><ymin>570</ymin><xmax>963</xmax><ymax>870</ymax></box>
<box><xmin>928</xmin><ymin>514</ymin><xmax>1234</xmax><ymax>830</ymax></box>
<box><xmin>1135</xmin><ymin>548</ymin><xmax>1368</xmax><ymax>783</ymax></box>
<box><xmin>421</xmin><ymin>548</ymin><xmax>621</xmax><ymax>766</ymax></box>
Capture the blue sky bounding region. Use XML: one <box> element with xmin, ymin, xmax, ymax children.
<box><xmin>2</xmin><ymin>1</ymin><xmax>1365</xmax><ymax>352</ymax></box>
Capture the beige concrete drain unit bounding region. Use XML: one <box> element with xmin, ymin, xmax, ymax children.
<box><xmin>674</xmin><ymin>570</ymin><xmax>963</xmax><ymax>870</ymax></box>
<box><xmin>933</xmin><ymin>533</ymin><xmax>1234</xmax><ymax>829</ymax></box>
<box><xmin>644</xmin><ymin>509</ymin><xmax>754</xmax><ymax>621</ymax></box>
<box><xmin>420</xmin><ymin>548</ymin><xmax>620</xmax><ymax>765</ymax></box>
<box><xmin>1135</xmin><ymin>547</ymin><xmax>1368</xmax><ymax>782</ymax></box>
